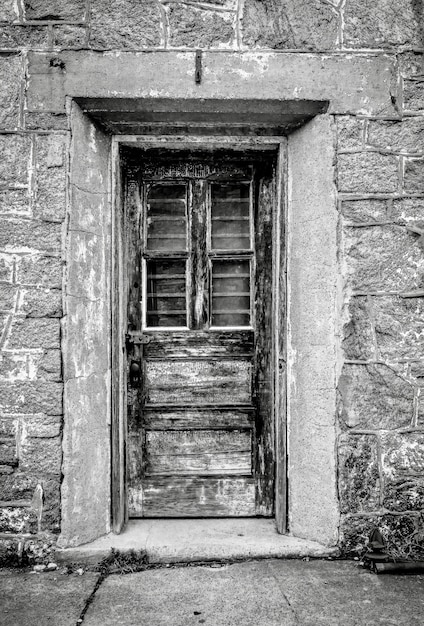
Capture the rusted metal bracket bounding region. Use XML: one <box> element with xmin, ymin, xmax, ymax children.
<box><xmin>125</xmin><ymin>334</ymin><xmax>151</xmax><ymax>345</ymax></box>
<box><xmin>195</xmin><ymin>49</ymin><xmax>202</xmax><ymax>84</ymax></box>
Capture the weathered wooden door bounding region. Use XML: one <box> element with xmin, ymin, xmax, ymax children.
<box><xmin>124</xmin><ymin>148</ymin><xmax>276</xmax><ymax>517</ymax></box>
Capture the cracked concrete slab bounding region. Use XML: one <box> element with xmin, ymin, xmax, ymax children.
<box><xmin>0</xmin><ymin>569</ymin><xmax>100</xmax><ymax>626</ymax></box>
<box><xmin>82</xmin><ymin>560</ymin><xmax>424</xmax><ymax>626</ymax></box>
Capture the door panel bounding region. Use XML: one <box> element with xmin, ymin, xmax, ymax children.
<box><xmin>124</xmin><ymin>149</ymin><xmax>276</xmax><ymax>517</ymax></box>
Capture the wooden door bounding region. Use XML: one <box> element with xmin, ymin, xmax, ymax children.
<box><xmin>124</xmin><ymin>148</ymin><xmax>276</xmax><ymax>517</ymax></box>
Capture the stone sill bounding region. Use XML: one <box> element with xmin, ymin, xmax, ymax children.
<box><xmin>56</xmin><ymin>519</ymin><xmax>339</xmax><ymax>566</ymax></box>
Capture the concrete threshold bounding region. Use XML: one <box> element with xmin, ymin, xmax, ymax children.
<box><xmin>56</xmin><ymin>519</ymin><xmax>339</xmax><ymax>565</ymax></box>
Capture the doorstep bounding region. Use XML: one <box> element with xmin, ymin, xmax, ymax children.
<box><xmin>55</xmin><ymin>518</ymin><xmax>339</xmax><ymax>566</ymax></box>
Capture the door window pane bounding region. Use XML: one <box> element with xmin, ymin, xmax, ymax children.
<box><xmin>211</xmin><ymin>259</ymin><xmax>251</xmax><ymax>327</ymax></box>
<box><xmin>146</xmin><ymin>184</ymin><xmax>187</xmax><ymax>252</ymax></box>
<box><xmin>146</xmin><ymin>259</ymin><xmax>187</xmax><ymax>327</ymax></box>
<box><xmin>211</xmin><ymin>183</ymin><xmax>251</xmax><ymax>251</ymax></box>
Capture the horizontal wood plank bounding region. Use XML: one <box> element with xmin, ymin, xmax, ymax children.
<box><xmin>143</xmin><ymin>408</ymin><xmax>254</xmax><ymax>429</ymax></box>
<box><xmin>146</xmin><ymin>429</ymin><xmax>251</xmax><ymax>454</ymax></box>
<box><xmin>141</xmin><ymin>330</ymin><xmax>254</xmax><ymax>358</ymax></box>
<box><xmin>146</xmin><ymin>452</ymin><xmax>251</xmax><ymax>476</ymax></box>
<box><xmin>145</xmin><ymin>360</ymin><xmax>252</xmax><ymax>404</ymax></box>
<box><xmin>129</xmin><ymin>476</ymin><xmax>256</xmax><ymax>517</ymax></box>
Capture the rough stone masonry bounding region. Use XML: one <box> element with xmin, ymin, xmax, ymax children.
<box><xmin>0</xmin><ymin>0</ymin><xmax>424</xmax><ymax>563</ymax></box>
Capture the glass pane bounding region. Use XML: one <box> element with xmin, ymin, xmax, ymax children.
<box><xmin>211</xmin><ymin>183</ymin><xmax>251</xmax><ymax>251</ymax></box>
<box><xmin>146</xmin><ymin>184</ymin><xmax>187</xmax><ymax>252</ymax></box>
<box><xmin>146</xmin><ymin>259</ymin><xmax>187</xmax><ymax>327</ymax></box>
<box><xmin>211</xmin><ymin>259</ymin><xmax>251</xmax><ymax>327</ymax></box>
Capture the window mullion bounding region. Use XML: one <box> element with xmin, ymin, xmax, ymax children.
<box><xmin>189</xmin><ymin>179</ymin><xmax>209</xmax><ymax>330</ymax></box>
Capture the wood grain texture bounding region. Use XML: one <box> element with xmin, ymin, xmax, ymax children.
<box><xmin>145</xmin><ymin>359</ymin><xmax>252</xmax><ymax>405</ymax></box>
<box><xmin>143</xmin><ymin>407</ymin><xmax>254</xmax><ymax>430</ymax></box>
<box><xmin>144</xmin><ymin>429</ymin><xmax>251</xmax><ymax>475</ymax></box>
<box><xmin>142</xmin><ymin>330</ymin><xmax>254</xmax><ymax>358</ymax></box>
<box><xmin>129</xmin><ymin>476</ymin><xmax>256</xmax><ymax>517</ymax></box>
<box><xmin>253</xmin><ymin>163</ymin><xmax>276</xmax><ymax>515</ymax></box>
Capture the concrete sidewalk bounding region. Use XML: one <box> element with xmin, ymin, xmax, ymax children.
<box><xmin>1</xmin><ymin>559</ymin><xmax>424</xmax><ymax>626</ymax></box>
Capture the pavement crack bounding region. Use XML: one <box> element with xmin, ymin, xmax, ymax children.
<box><xmin>75</xmin><ymin>572</ymin><xmax>106</xmax><ymax>625</ymax></box>
<box><xmin>268</xmin><ymin>566</ymin><xmax>300</xmax><ymax>625</ymax></box>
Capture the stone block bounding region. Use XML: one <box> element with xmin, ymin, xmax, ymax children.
<box><xmin>344</xmin><ymin>0</ymin><xmax>423</xmax><ymax>48</ymax></box>
<box><xmin>0</xmin><ymin>55</ymin><xmax>22</xmax><ymax>131</ymax></box>
<box><xmin>336</xmin><ymin>116</ymin><xmax>365</xmax><ymax>151</ymax></box>
<box><xmin>392</xmin><ymin>198</ymin><xmax>424</xmax><ymax>226</ymax></box>
<box><xmin>39</xmin><ymin>477</ymin><xmax>61</xmax><ymax>532</ymax></box>
<box><xmin>0</xmin><ymin>135</ymin><xmax>31</xmax><ymax>187</ymax></box>
<box><xmin>0</xmin><ymin>352</ymin><xmax>30</xmax><ymax>381</ymax></box>
<box><xmin>0</xmin><ymin>254</ymin><xmax>14</xmax><ymax>282</ymax></box>
<box><xmin>24</xmin><ymin>413</ymin><xmax>61</xmax><ymax>438</ymax></box>
<box><xmin>7</xmin><ymin>318</ymin><xmax>60</xmax><ymax>350</ymax></box>
<box><xmin>404</xmin><ymin>158</ymin><xmax>424</xmax><ymax>193</ymax></box>
<box><xmin>0</xmin><ymin>219</ymin><xmax>62</xmax><ymax>255</ymax></box>
<box><xmin>338</xmin><ymin>363</ymin><xmax>414</xmax><ymax>430</ymax></box>
<box><xmin>0</xmin><ymin>381</ymin><xmax>63</xmax><ymax>415</ymax></box>
<box><xmin>383</xmin><ymin>480</ymin><xmax>424</xmax><ymax>512</ymax></box>
<box><xmin>368</xmin><ymin>119</ymin><xmax>424</xmax><ymax>154</ymax></box>
<box><xmin>342</xmin><ymin>296</ymin><xmax>375</xmax><ymax>360</ymax></box>
<box><xmin>0</xmin><ymin>506</ymin><xmax>37</xmax><ymax>533</ymax></box>
<box><xmin>17</xmin><ymin>255</ymin><xmax>63</xmax><ymax>288</ymax></box>
<box><xmin>0</xmin><ymin>1</ymin><xmax>18</xmax><ymax>21</ymax></box>
<box><xmin>403</xmin><ymin>79</ymin><xmax>424</xmax><ymax>112</ymax></box>
<box><xmin>24</xmin><ymin>0</ymin><xmax>86</xmax><ymax>21</ymax></box>
<box><xmin>36</xmin><ymin>349</ymin><xmax>62</xmax><ymax>381</ymax></box>
<box><xmin>168</xmin><ymin>5</ymin><xmax>235</xmax><ymax>48</ymax></box>
<box><xmin>341</xmin><ymin>199</ymin><xmax>388</xmax><ymax>223</ymax></box>
<box><xmin>343</xmin><ymin>225</ymin><xmax>424</xmax><ymax>292</ymax></box>
<box><xmin>0</xmin><ymin>284</ymin><xmax>17</xmax><ymax>312</ymax></box>
<box><xmin>0</xmin><ymin>416</ymin><xmax>16</xmax><ymax>437</ymax></box>
<box><xmin>374</xmin><ymin>296</ymin><xmax>424</xmax><ymax>361</ymax></box>
<box><xmin>338</xmin><ymin>434</ymin><xmax>380</xmax><ymax>514</ymax></box>
<box><xmin>0</xmin><ymin>188</ymin><xmax>30</xmax><ymax>216</ymax></box>
<box><xmin>339</xmin><ymin>513</ymin><xmax>419</xmax><ymax>559</ymax></box>
<box><xmin>52</xmin><ymin>25</ymin><xmax>88</xmax><ymax>48</ymax></box>
<box><xmin>0</xmin><ymin>25</ymin><xmax>49</xmax><ymax>48</ymax></box>
<box><xmin>242</xmin><ymin>0</ymin><xmax>338</xmax><ymax>50</ymax></box>
<box><xmin>19</xmin><ymin>436</ymin><xmax>62</xmax><ymax>475</ymax></box>
<box><xmin>0</xmin><ymin>439</ymin><xmax>17</xmax><ymax>466</ymax></box>
<box><xmin>89</xmin><ymin>0</ymin><xmax>161</xmax><ymax>49</ymax></box>
<box><xmin>338</xmin><ymin>153</ymin><xmax>399</xmax><ymax>194</ymax></box>
<box><xmin>0</xmin><ymin>474</ymin><xmax>36</xmax><ymax>502</ymax></box>
<box><xmin>19</xmin><ymin>287</ymin><xmax>62</xmax><ymax>318</ymax></box>
<box><xmin>381</xmin><ymin>432</ymin><xmax>424</xmax><ymax>480</ymax></box>
<box><xmin>398</xmin><ymin>51</ymin><xmax>424</xmax><ymax>78</ymax></box>
<box><xmin>26</xmin><ymin>112</ymin><xmax>68</xmax><ymax>131</ymax></box>
<box><xmin>34</xmin><ymin>134</ymin><xmax>67</xmax><ymax>222</ymax></box>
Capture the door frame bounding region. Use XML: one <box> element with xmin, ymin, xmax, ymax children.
<box><xmin>111</xmin><ymin>135</ymin><xmax>288</xmax><ymax>534</ymax></box>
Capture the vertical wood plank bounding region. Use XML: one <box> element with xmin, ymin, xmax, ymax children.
<box><xmin>274</xmin><ymin>140</ymin><xmax>288</xmax><ymax>534</ymax></box>
<box><xmin>253</xmin><ymin>160</ymin><xmax>276</xmax><ymax>515</ymax></box>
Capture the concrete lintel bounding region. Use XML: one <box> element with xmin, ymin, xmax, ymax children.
<box><xmin>55</xmin><ymin>519</ymin><xmax>339</xmax><ymax>566</ymax></box>
<box><xmin>27</xmin><ymin>51</ymin><xmax>397</xmax><ymax>116</ymax></box>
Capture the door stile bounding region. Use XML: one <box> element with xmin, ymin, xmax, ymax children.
<box><xmin>253</xmin><ymin>162</ymin><xmax>276</xmax><ymax>515</ymax></box>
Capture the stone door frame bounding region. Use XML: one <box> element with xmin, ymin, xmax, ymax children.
<box><xmin>59</xmin><ymin>104</ymin><xmax>339</xmax><ymax>548</ymax></box>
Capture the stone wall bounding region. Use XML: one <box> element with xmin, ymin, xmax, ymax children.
<box><xmin>0</xmin><ymin>0</ymin><xmax>423</xmax><ymax>561</ymax></box>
